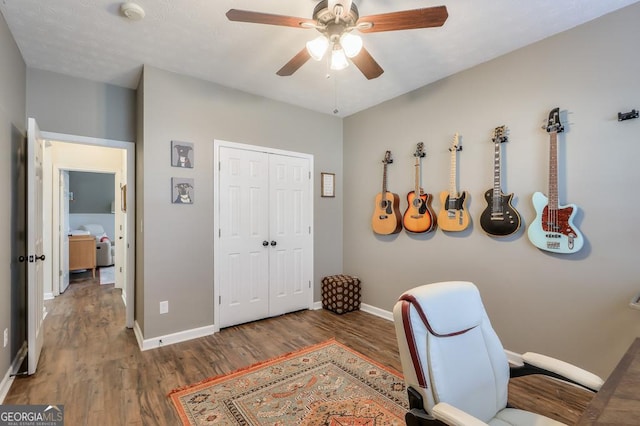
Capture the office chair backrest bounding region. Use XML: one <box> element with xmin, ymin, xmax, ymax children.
<box><xmin>393</xmin><ymin>281</ymin><xmax>510</xmax><ymax>422</ymax></box>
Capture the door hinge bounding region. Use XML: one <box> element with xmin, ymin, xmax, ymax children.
<box><xmin>308</xmin><ymin>171</ymin><xmax>311</xmax><ymax>179</ymax></box>
<box><xmin>219</xmin><ymin>295</ymin><xmax>222</xmax><ymax>304</ymax></box>
<box><xmin>59</xmin><ymin>270</ymin><xmax>62</xmax><ymax>277</ymax></box>
<box><xmin>309</xmin><ymin>280</ymin><xmax>311</xmax><ymax>288</ymax></box>
<box><xmin>219</xmin><ymin>229</ymin><xmax>221</xmax><ymax>237</ymax></box>
<box><xmin>309</xmin><ymin>226</ymin><xmax>311</xmax><ymax>234</ymax></box>
<box><xmin>219</xmin><ymin>161</ymin><xmax>221</xmax><ymax>171</ymax></box>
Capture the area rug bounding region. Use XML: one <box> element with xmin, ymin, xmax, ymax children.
<box><xmin>99</xmin><ymin>266</ymin><xmax>115</xmax><ymax>285</ymax></box>
<box><xmin>169</xmin><ymin>339</ymin><xmax>408</xmax><ymax>425</ymax></box>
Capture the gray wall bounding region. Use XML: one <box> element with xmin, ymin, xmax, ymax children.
<box><xmin>26</xmin><ymin>69</ymin><xmax>136</xmax><ymax>142</ymax></box>
<box><xmin>0</xmin><ymin>10</ymin><xmax>26</xmax><ymax>383</ymax></box>
<box><xmin>138</xmin><ymin>66</ymin><xmax>343</xmax><ymax>338</ymax></box>
<box><xmin>343</xmin><ymin>3</ymin><xmax>640</xmax><ymax>378</ymax></box>
<box><xmin>69</xmin><ymin>171</ymin><xmax>115</xmax><ymax>214</ymax></box>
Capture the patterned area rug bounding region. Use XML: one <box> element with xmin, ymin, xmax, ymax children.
<box><xmin>169</xmin><ymin>339</ymin><xmax>408</xmax><ymax>425</ymax></box>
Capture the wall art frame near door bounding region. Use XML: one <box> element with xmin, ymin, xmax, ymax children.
<box><xmin>321</xmin><ymin>172</ymin><xmax>335</xmax><ymax>197</ymax></box>
<box><xmin>172</xmin><ymin>177</ymin><xmax>194</xmax><ymax>204</ymax></box>
<box><xmin>171</xmin><ymin>140</ymin><xmax>194</xmax><ymax>168</ymax></box>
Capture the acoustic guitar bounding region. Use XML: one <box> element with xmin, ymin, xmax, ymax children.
<box><xmin>438</xmin><ymin>133</ymin><xmax>470</xmax><ymax>231</ymax></box>
<box><xmin>371</xmin><ymin>151</ymin><xmax>402</xmax><ymax>235</ymax></box>
<box><xmin>479</xmin><ymin>126</ymin><xmax>521</xmax><ymax>237</ymax></box>
<box><xmin>527</xmin><ymin>107</ymin><xmax>584</xmax><ymax>253</ymax></box>
<box><xmin>403</xmin><ymin>142</ymin><xmax>436</xmax><ymax>233</ymax></box>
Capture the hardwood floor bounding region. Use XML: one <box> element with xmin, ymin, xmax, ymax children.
<box><xmin>4</xmin><ymin>273</ymin><xmax>401</xmax><ymax>425</ymax></box>
<box><xmin>5</xmin><ymin>272</ymin><xmax>593</xmax><ymax>425</ymax></box>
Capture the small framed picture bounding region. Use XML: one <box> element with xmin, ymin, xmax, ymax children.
<box><xmin>321</xmin><ymin>172</ymin><xmax>335</xmax><ymax>197</ymax></box>
<box><xmin>172</xmin><ymin>177</ymin><xmax>194</xmax><ymax>204</ymax></box>
<box><xmin>171</xmin><ymin>141</ymin><xmax>194</xmax><ymax>168</ymax></box>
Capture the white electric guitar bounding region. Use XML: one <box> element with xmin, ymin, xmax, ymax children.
<box><xmin>527</xmin><ymin>107</ymin><xmax>583</xmax><ymax>254</ymax></box>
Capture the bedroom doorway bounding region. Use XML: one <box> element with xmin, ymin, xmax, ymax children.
<box><xmin>43</xmin><ymin>131</ymin><xmax>135</xmax><ymax>329</ymax></box>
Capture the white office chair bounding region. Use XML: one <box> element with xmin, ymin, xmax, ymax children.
<box><xmin>393</xmin><ymin>281</ymin><xmax>603</xmax><ymax>426</ymax></box>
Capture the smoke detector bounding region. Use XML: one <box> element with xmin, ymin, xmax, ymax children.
<box><xmin>121</xmin><ymin>2</ymin><xmax>145</xmax><ymax>21</ymax></box>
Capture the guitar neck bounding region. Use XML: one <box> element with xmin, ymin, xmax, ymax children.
<box><xmin>414</xmin><ymin>157</ymin><xmax>421</xmax><ymax>194</ymax></box>
<box><xmin>449</xmin><ymin>146</ymin><xmax>457</xmax><ymax>196</ymax></box>
<box><xmin>548</xmin><ymin>132</ymin><xmax>559</xmax><ymax>209</ymax></box>
<box><xmin>492</xmin><ymin>141</ymin><xmax>502</xmax><ymax>195</ymax></box>
<box><xmin>382</xmin><ymin>162</ymin><xmax>388</xmax><ymax>194</ymax></box>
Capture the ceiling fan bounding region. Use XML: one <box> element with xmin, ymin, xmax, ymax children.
<box><xmin>226</xmin><ymin>0</ymin><xmax>448</xmax><ymax>80</ymax></box>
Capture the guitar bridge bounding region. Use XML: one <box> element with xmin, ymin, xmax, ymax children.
<box><xmin>378</xmin><ymin>215</ymin><xmax>388</xmax><ymax>220</ymax></box>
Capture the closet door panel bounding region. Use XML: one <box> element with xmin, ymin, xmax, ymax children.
<box><xmin>268</xmin><ymin>155</ymin><xmax>312</xmax><ymax>316</ymax></box>
<box><xmin>218</xmin><ymin>147</ymin><xmax>270</xmax><ymax>328</ymax></box>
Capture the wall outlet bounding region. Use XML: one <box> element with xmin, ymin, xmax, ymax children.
<box><xmin>159</xmin><ymin>301</ymin><xmax>169</xmax><ymax>314</ymax></box>
<box><xmin>3</xmin><ymin>328</ymin><xmax>8</xmax><ymax>348</ymax></box>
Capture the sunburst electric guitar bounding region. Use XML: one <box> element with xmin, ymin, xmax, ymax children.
<box><xmin>527</xmin><ymin>107</ymin><xmax>583</xmax><ymax>253</ymax></box>
<box><xmin>438</xmin><ymin>133</ymin><xmax>470</xmax><ymax>231</ymax></box>
<box><xmin>480</xmin><ymin>126</ymin><xmax>521</xmax><ymax>237</ymax></box>
<box><xmin>371</xmin><ymin>151</ymin><xmax>402</xmax><ymax>235</ymax></box>
<box><xmin>403</xmin><ymin>142</ymin><xmax>437</xmax><ymax>233</ymax></box>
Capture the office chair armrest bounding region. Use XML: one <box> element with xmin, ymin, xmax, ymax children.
<box><xmin>511</xmin><ymin>352</ymin><xmax>603</xmax><ymax>392</ymax></box>
<box><xmin>432</xmin><ymin>402</ymin><xmax>490</xmax><ymax>426</ymax></box>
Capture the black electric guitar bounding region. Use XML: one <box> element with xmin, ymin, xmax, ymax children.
<box><xmin>527</xmin><ymin>107</ymin><xmax>584</xmax><ymax>253</ymax></box>
<box><xmin>479</xmin><ymin>126</ymin><xmax>521</xmax><ymax>236</ymax></box>
<box><xmin>371</xmin><ymin>151</ymin><xmax>402</xmax><ymax>235</ymax></box>
<box><xmin>403</xmin><ymin>142</ymin><xmax>436</xmax><ymax>233</ymax></box>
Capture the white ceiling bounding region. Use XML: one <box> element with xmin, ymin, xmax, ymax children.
<box><xmin>1</xmin><ymin>0</ymin><xmax>638</xmax><ymax>117</ymax></box>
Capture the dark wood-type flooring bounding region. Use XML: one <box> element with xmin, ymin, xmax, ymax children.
<box><xmin>5</xmin><ymin>272</ymin><xmax>594</xmax><ymax>425</ymax></box>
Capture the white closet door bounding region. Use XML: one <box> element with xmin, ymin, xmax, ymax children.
<box><xmin>218</xmin><ymin>147</ymin><xmax>270</xmax><ymax>328</ymax></box>
<box><xmin>268</xmin><ymin>155</ymin><xmax>312</xmax><ymax>316</ymax></box>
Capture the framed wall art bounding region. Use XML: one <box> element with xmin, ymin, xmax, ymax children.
<box><xmin>321</xmin><ymin>172</ymin><xmax>335</xmax><ymax>197</ymax></box>
<box><xmin>172</xmin><ymin>177</ymin><xmax>194</xmax><ymax>204</ymax></box>
<box><xmin>171</xmin><ymin>140</ymin><xmax>194</xmax><ymax>168</ymax></box>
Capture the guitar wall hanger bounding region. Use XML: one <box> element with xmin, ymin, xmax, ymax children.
<box><xmin>618</xmin><ymin>109</ymin><xmax>639</xmax><ymax>121</ymax></box>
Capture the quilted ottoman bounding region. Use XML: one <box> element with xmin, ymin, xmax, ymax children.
<box><xmin>321</xmin><ymin>275</ymin><xmax>361</xmax><ymax>314</ymax></box>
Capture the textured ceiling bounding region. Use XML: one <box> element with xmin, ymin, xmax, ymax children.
<box><xmin>1</xmin><ymin>0</ymin><xmax>638</xmax><ymax>117</ymax></box>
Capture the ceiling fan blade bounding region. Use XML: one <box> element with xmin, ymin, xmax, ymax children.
<box><xmin>358</xmin><ymin>6</ymin><xmax>448</xmax><ymax>33</ymax></box>
<box><xmin>226</xmin><ymin>9</ymin><xmax>315</xmax><ymax>28</ymax></box>
<box><xmin>277</xmin><ymin>48</ymin><xmax>312</xmax><ymax>76</ymax></box>
<box><xmin>351</xmin><ymin>47</ymin><xmax>384</xmax><ymax>80</ymax></box>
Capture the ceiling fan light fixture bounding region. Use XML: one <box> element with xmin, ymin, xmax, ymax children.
<box><xmin>330</xmin><ymin>46</ymin><xmax>349</xmax><ymax>70</ymax></box>
<box><xmin>306</xmin><ymin>36</ymin><xmax>330</xmax><ymax>61</ymax></box>
<box><xmin>340</xmin><ymin>33</ymin><xmax>362</xmax><ymax>58</ymax></box>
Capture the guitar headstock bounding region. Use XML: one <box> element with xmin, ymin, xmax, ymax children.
<box><xmin>382</xmin><ymin>150</ymin><xmax>393</xmax><ymax>164</ymax></box>
<box><xmin>492</xmin><ymin>125</ymin><xmax>508</xmax><ymax>144</ymax></box>
<box><xmin>449</xmin><ymin>133</ymin><xmax>462</xmax><ymax>152</ymax></box>
<box><xmin>414</xmin><ymin>142</ymin><xmax>426</xmax><ymax>158</ymax></box>
<box><xmin>544</xmin><ymin>107</ymin><xmax>564</xmax><ymax>134</ymax></box>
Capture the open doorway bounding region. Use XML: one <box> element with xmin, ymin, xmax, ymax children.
<box><xmin>42</xmin><ymin>132</ymin><xmax>135</xmax><ymax>328</ymax></box>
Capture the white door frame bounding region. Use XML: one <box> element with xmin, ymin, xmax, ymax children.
<box><xmin>213</xmin><ymin>140</ymin><xmax>314</xmax><ymax>331</ymax></box>
<box><xmin>43</xmin><ymin>131</ymin><xmax>136</xmax><ymax>329</ymax></box>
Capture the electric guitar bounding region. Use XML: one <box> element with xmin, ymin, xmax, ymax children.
<box><xmin>479</xmin><ymin>126</ymin><xmax>521</xmax><ymax>236</ymax></box>
<box><xmin>403</xmin><ymin>142</ymin><xmax>437</xmax><ymax>233</ymax></box>
<box><xmin>527</xmin><ymin>107</ymin><xmax>584</xmax><ymax>253</ymax></box>
<box><xmin>438</xmin><ymin>133</ymin><xmax>470</xmax><ymax>231</ymax></box>
<box><xmin>371</xmin><ymin>151</ymin><xmax>402</xmax><ymax>235</ymax></box>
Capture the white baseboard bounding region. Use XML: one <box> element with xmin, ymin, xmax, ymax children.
<box><xmin>44</xmin><ymin>292</ymin><xmax>54</xmax><ymax>301</ymax></box>
<box><xmin>134</xmin><ymin>321</ymin><xmax>216</xmax><ymax>351</ymax></box>
<box><xmin>312</xmin><ymin>301</ymin><xmax>393</xmax><ymax>321</ymax></box>
<box><xmin>0</xmin><ymin>342</ymin><xmax>28</xmax><ymax>404</ymax></box>
<box><xmin>360</xmin><ymin>303</ymin><xmax>393</xmax><ymax>321</ymax></box>
<box><xmin>130</xmin><ymin>302</ymin><xmax>392</xmax><ymax>352</ymax></box>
